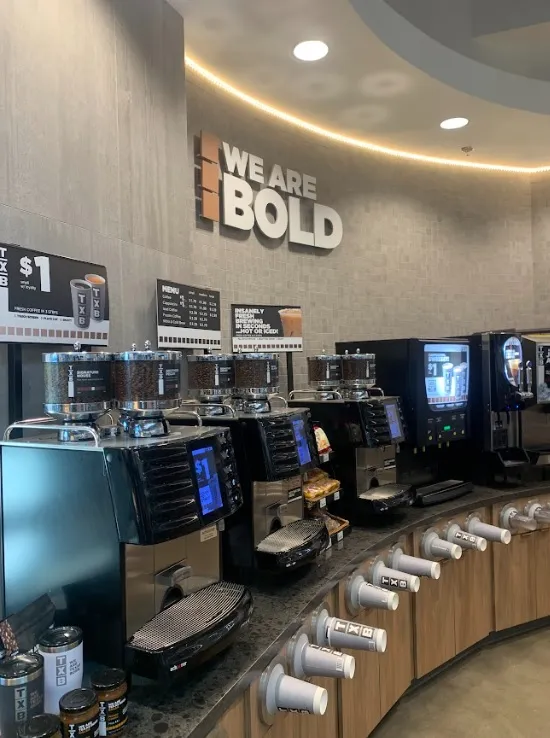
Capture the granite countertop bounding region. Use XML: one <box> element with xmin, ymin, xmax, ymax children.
<box><xmin>127</xmin><ymin>482</ymin><xmax>550</xmax><ymax>738</ymax></box>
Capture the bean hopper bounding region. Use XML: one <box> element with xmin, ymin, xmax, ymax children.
<box><xmin>341</xmin><ymin>350</ymin><xmax>377</xmax><ymax>401</ymax></box>
<box><xmin>43</xmin><ymin>343</ymin><xmax>114</xmax><ymax>442</ymax></box>
<box><xmin>187</xmin><ymin>353</ymin><xmax>235</xmax><ymax>414</ymax></box>
<box><xmin>114</xmin><ymin>341</ymin><xmax>182</xmax><ymax>437</ymax></box>
<box><xmin>172</xmin><ymin>353</ymin><xmax>329</xmax><ymax>583</ymax></box>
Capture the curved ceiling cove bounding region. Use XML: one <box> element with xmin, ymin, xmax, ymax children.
<box><xmin>179</xmin><ymin>0</ymin><xmax>550</xmax><ymax>172</ymax></box>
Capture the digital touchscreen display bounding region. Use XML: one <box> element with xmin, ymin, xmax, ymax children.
<box><xmin>424</xmin><ymin>343</ymin><xmax>469</xmax><ymax>411</ymax></box>
<box><xmin>502</xmin><ymin>336</ymin><xmax>522</xmax><ymax>388</ymax></box>
<box><xmin>385</xmin><ymin>403</ymin><xmax>403</xmax><ymax>441</ymax></box>
<box><xmin>192</xmin><ymin>445</ymin><xmax>223</xmax><ymax>516</ymax></box>
<box><xmin>292</xmin><ymin>417</ymin><xmax>312</xmax><ymax>466</ymax></box>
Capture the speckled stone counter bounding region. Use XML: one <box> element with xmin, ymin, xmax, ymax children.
<box><xmin>127</xmin><ymin>482</ymin><xmax>550</xmax><ymax>738</ymax></box>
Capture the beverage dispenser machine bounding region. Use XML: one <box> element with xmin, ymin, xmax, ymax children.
<box><xmin>336</xmin><ymin>338</ymin><xmax>473</xmax><ymax>504</ymax></box>
<box><xmin>173</xmin><ymin>352</ymin><xmax>329</xmax><ymax>583</ymax></box>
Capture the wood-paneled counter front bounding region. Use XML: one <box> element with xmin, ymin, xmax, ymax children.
<box><xmin>128</xmin><ymin>484</ymin><xmax>550</xmax><ymax>738</ymax></box>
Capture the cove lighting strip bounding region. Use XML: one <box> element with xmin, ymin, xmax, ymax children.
<box><xmin>185</xmin><ymin>56</ymin><xmax>550</xmax><ymax>175</ymax></box>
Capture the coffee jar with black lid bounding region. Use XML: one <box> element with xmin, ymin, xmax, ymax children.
<box><xmin>59</xmin><ymin>689</ymin><xmax>99</xmax><ymax>738</ymax></box>
<box><xmin>113</xmin><ymin>340</ymin><xmax>182</xmax><ymax>412</ymax></box>
<box><xmin>43</xmin><ymin>344</ymin><xmax>113</xmax><ymax>421</ymax></box>
<box><xmin>307</xmin><ymin>353</ymin><xmax>343</xmax><ymax>390</ymax></box>
<box><xmin>341</xmin><ymin>349</ymin><xmax>377</xmax><ymax>388</ymax></box>
<box><xmin>233</xmin><ymin>353</ymin><xmax>279</xmax><ymax>398</ymax></box>
<box><xmin>0</xmin><ymin>652</ymin><xmax>45</xmax><ymax>738</ymax></box>
<box><xmin>18</xmin><ymin>714</ymin><xmax>61</xmax><ymax>738</ymax></box>
<box><xmin>187</xmin><ymin>354</ymin><xmax>235</xmax><ymax>400</ymax></box>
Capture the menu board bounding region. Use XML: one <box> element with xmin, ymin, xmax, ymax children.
<box><xmin>0</xmin><ymin>242</ymin><xmax>109</xmax><ymax>345</ymax></box>
<box><xmin>536</xmin><ymin>343</ymin><xmax>550</xmax><ymax>403</ymax></box>
<box><xmin>156</xmin><ymin>279</ymin><xmax>221</xmax><ymax>349</ymax></box>
<box><xmin>231</xmin><ymin>304</ymin><xmax>303</xmax><ymax>352</ymax></box>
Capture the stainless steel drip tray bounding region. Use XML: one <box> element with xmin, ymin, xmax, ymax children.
<box><xmin>125</xmin><ymin>581</ymin><xmax>252</xmax><ymax>681</ymax></box>
<box><xmin>255</xmin><ymin>520</ymin><xmax>329</xmax><ymax>572</ymax></box>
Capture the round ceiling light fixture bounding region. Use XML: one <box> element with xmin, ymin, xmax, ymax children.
<box><xmin>440</xmin><ymin>117</ymin><xmax>469</xmax><ymax>130</ymax></box>
<box><xmin>293</xmin><ymin>40</ymin><xmax>329</xmax><ymax>62</ymax></box>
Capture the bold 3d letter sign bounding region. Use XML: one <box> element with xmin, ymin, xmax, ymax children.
<box><xmin>198</xmin><ymin>131</ymin><xmax>343</xmax><ymax>251</ymax></box>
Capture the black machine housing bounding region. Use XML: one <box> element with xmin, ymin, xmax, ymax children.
<box><xmin>170</xmin><ymin>407</ymin><xmax>328</xmax><ymax>581</ymax></box>
<box><xmin>289</xmin><ymin>394</ymin><xmax>412</xmax><ymax>521</ymax></box>
<box><xmin>336</xmin><ymin>338</ymin><xmax>473</xmax><ymax>503</ymax></box>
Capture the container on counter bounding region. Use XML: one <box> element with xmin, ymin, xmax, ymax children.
<box><xmin>18</xmin><ymin>714</ymin><xmax>62</xmax><ymax>738</ymax></box>
<box><xmin>341</xmin><ymin>350</ymin><xmax>376</xmax><ymax>388</ymax></box>
<box><xmin>187</xmin><ymin>354</ymin><xmax>235</xmax><ymax>400</ymax></box>
<box><xmin>0</xmin><ymin>653</ymin><xmax>45</xmax><ymax>738</ymax></box>
<box><xmin>307</xmin><ymin>354</ymin><xmax>343</xmax><ymax>390</ymax></box>
<box><xmin>233</xmin><ymin>353</ymin><xmax>279</xmax><ymax>398</ymax></box>
<box><xmin>59</xmin><ymin>689</ymin><xmax>99</xmax><ymax>738</ymax></box>
<box><xmin>38</xmin><ymin>627</ymin><xmax>83</xmax><ymax>715</ymax></box>
<box><xmin>91</xmin><ymin>669</ymin><xmax>128</xmax><ymax>737</ymax></box>
<box><xmin>43</xmin><ymin>346</ymin><xmax>113</xmax><ymax>422</ymax></box>
<box><xmin>113</xmin><ymin>341</ymin><xmax>182</xmax><ymax>413</ymax></box>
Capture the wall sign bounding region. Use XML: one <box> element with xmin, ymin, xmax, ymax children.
<box><xmin>0</xmin><ymin>243</ymin><xmax>109</xmax><ymax>345</ymax></box>
<box><xmin>231</xmin><ymin>304</ymin><xmax>303</xmax><ymax>352</ymax></box>
<box><xmin>198</xmin><ymin>131</ymin><xmax>343</xmax><ymax>250</ymax></box>
<box><xmin>156</xmin><ymin>279</ymin><xmax>221</xmax><ymax>349</ymax></box>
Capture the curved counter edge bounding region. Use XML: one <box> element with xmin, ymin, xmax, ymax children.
<box><xmin>127</xmin><ymin>482</ymin><xmax>550</xmax><ymax>738</ymax></box>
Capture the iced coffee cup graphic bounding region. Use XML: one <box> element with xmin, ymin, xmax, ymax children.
<box><xmin>70</xmin><ymin>279</ymin><xmax>92</xmax><ymax>329</ymax></box>
<box><xmin>278</xmin><ymin>308</ymin><xmax>303</xmax><ymax>338</ymax></box>
<box><xmin>85</xmin><ymin>273</ymin><xmax>106</xmax><ymax>323</ymax></box>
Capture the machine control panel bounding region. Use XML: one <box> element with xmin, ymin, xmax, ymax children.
<box><xmin>425</xmin><ymin>412</ymin><xmax>466</xmax><ymax>445</ymax></box>
<box><xmin>259</xmin><ymin>411</ymin><xmax>318</xmax><ymax>480</ymax></box>
<box><xmin>360</xmin><ymin>397</ymin><xmax>406</xmax><ymax>448</ymax></box>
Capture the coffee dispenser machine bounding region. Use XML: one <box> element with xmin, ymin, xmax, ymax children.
<box><xmin>0</xmin><ymin>347</ymin><xmax>253</xmax><ymax>681</ymax></box>
<box><xmin>173</xmin><ymin>352</ymin><xmax>329</xmax><ymax>582</ymax></box>
<box><xmin>517</xmin><ymin>332</ymin><xmax>550</xmax><ymax>468</ymax></box>
<box><xmin>289</xmin><ymin>351</ymin><xmax>413</xmax><ymax>523</ymax></box>
<box><xmin>336</xmin><ymin>339</ymin><xmax>473</xmax><ymax>505</ymax></box>
<box><xmin>458</xmin><ymin>332</ymin><xmax>533</xmax><ymax>484</ymax></box>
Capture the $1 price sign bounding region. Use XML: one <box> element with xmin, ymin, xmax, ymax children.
<box><xmin>19</xmin><ymin>255</ymin><xmax>52</xmax><ymax>292</ymax></box>
<box><xmin>0</xmin><ymin>243</ymin><xmax>110</xmax><ymax>345</ymax></box>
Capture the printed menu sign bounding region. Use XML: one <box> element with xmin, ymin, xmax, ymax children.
<box><xmin>156</xmin><ymin>279</ymin><xmax>221</xmax><ymax>349</ymax></box>
<box><xmin>0</xmin><ymin>242</ymin><xmax>109</xmax><ymax>345</ymax></box>
<box><xmin>231</xmin><ymin>304</ymin><xmax>303</xmax><ymax>352</ymax></box>
<box><xmin>536</xmin><ymin>343</ymin><xmax>550</xmax><ymax>403</ymax></box>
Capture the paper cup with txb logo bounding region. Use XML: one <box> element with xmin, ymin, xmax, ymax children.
<box><xmin>85</xmin><ymin>274</ymin><xmax>106</xmax><ymax>323</ymax></box>
<box><xmin>38</xmin><ymin>627</ymin><xmax>83</xmax><ymax>715</ymax></box>
<box><xmin>70</xmin><ymin>280</ymin><xmax>92</xmax><ymax>329</ymax></box>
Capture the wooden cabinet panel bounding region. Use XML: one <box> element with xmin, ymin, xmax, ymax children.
<box><xmin>413</xmin><ymin>559</ymin><xmax>456</xmax><ymax>678</ymax></box>
<box><xmin>206</xmin><ymin>695</ymin><xmax>245</xmax><ymax>738</ymax></box>
<box><xmin>493</xmin><ymin>531</ymin><xmax>536</xmax><ymax>630</ymax></box>
<box><xmin>338</xmin><ymin>608</ymin><xmax>382</xmax><ymax>738</ymax></box>
<box><xmin>378</xmin><ymin>590</ymin><xmax>414</xmax><ymax>718</ymax></box>
<box><xmin>453</xmin><ymin>548</ymin><xmax>494</xmax><ymax>653</ymax></box>
<box><xmin>534</xmin><ymin>527</ymin><xmax>550</xmax><ymax>619</ymax></box>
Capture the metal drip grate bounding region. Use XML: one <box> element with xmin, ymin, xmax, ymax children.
<box><xmin>129</xmin><ymin>582</ymin><xmax>247</xmax><ymax>652</ymax></box>
<box><xmin>256</xmin><ymin>519</ymin><xmax>326</xmax><ymax>554</ymax></box>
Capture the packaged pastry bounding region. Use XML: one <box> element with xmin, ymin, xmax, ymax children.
<box><xmin>304</xmin><ymin>468</ymin><xmax>328</xmax><ymax>484</ymax></box>
<box><xmin>314</xmin><ymin>426</ymin><xmax>331</xmax><ymax>455</ymax></box>
<box><xmin>304</xmin><ymin>477</ymin><xmax>340</xmax><ymax>501</ymax></box>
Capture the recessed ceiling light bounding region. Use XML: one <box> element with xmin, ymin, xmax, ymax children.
<box><xmin>440</xmin><ymin>117</ymin><xmax>469</xmax><ymax>130</ymax></box>
<box><xmin>293</xmin><ymin>40</ymin><xmax>329</xmax><ymax>62</ymax></box>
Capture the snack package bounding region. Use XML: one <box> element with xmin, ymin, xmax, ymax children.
<box><xmin>314</xmin><ymin>425</ymin><xmax>332</xmax><ymax>455</ymax></box>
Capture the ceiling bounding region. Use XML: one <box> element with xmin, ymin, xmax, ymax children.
<box><xmin>170</xmin><ymin>0</ymin><xmax>550</xmax><ymax>169</ymax></box>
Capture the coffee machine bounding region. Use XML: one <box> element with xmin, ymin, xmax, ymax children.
<box><xmin>173</xmin><ymin>352</ymin><xmax>329</xmax><ymax>582</ymax></box>
<box><xmin>0</xmin><ymin>348</ymin><xmax>253</xmax><ymax>681</ymax></box>
<box><xmin>517</xmin><ymin>332</ymin><xmax>550</xmax><ymax>468</ymax></box>
<box><xmin>289</xmin><ymin>351</ymin><xmax>413</xmax><ymax>523</ymax></box>
<box><xmin>337</xmin><ymin>339</ymin><xmax>473</xmax><ymax>505</ymax></box>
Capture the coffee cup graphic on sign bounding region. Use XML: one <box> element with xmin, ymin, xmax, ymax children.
<box><xmin>85</xmin><ymin>273</ymin><xmax>106</xmax><ymax>323</ymax></box>
<box><xmin>278</xmin><ymin>308</ymin><xmax>303</xmax><ymax>337</ymax></box>
<box><xmin>70</xmin><ymin>279</ymin><xmax>92</xmax><ymax>329</ymax></box>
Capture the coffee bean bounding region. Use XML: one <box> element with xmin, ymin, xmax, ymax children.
<box><xmin>234</xmin><ymin>355</ymin><xmax>279</xmax><ymax>391</ymax></box>
<box><xmin>44</xmin><ymin>360</ymin><xmax>112</xmax><ymax>405</ymax></box>
<box><xmin>188</xmin><ymin>356</ymin><xmax>235</xmax><ymax>392</ymax></box>
<box><xmin>342</xmin><ymin>355</ymin><xmax>376</xmax><ymax>384</ymax></box>
<box><xmin>113</xmin><ymin>359</ymin><xmax>181</xmax><ymax>402</ymax></box>
<box><xmin>307</xmin><ymin>356</ymin><xmax>343</xmax><ymax>384</ymax></box>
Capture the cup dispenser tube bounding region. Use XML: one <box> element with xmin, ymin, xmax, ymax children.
<box><xmin>289</xmin><ymin>633</ymin><xmax>355</xmax><ymax>680</ymax></box>
<box><xmin>421</xmin><ymin>529</ymin><xmax>462</xmax><ymax>560</ymax></box>
<box><xmin>388</xmin><ymin>547</ymin><xmax>441</xmax><ymax>579</ymax></box>
<box><xmin>466</xmin><ymin>515</ymin><xmax>511</xmax><ymax>544</ymax></box>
